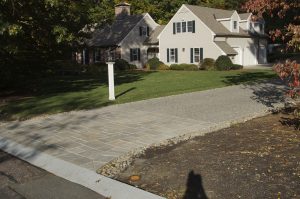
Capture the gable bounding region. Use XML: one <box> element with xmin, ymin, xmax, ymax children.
<box><xmin>86</xmin><ymin>15</ymin><xmax>144</xmax><ymax>47</ymax></box>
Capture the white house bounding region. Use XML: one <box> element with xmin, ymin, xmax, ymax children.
<box><xmin>158</xmin><ymin>4</ymin><xmax>268</xmax><ymax>67</ymax></box>
<box><xmin>81</xmin><ymin>2</ymin><xmax>160</xmax><ymax>68</ymax></box>
<box><xmin>80</xmin><ymin>3</ymin><xmax>267</xmax><ymax>68</ymax></box>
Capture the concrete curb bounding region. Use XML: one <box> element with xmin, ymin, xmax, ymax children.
<box><xmin>0</xmin><ymin>136</ymin><xmax>165</xmax><ymax>199</ymax></box>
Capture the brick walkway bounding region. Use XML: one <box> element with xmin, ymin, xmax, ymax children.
<box><xmin>0</xmin><ymin>80</ymin><xmax>285</xmax><ymax>171</ymax></box>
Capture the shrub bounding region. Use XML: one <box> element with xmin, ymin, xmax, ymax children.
<box><xmin>115</xmin><ymin>59</ymin><xmax>136</xmax><ymax>71</ymax></box>
<box><xmin>50</xmin><ymin>60</ymin><xmax>83</xmax><ymax>75</ymax></box>
<box><xmin>146</xmin><ymin>57</ymin><xmax>167</xmax><ymax>70</ymax></box>
<box><xmin>170</xmin><ymin>64</ymin><xmax>198</xmax><ymax>71</ymax></box>
<box><xmin>86</xmin><ymin>63</ymin><xmax>107</xmax><ymax>74</ymax></box>
<box><xmin>115</xmin><ymin>59</ymin><xmax>129</xmax><ymax>71</ymax></box>
<box><xmin>157</xmin><ymin>64</ymin><xmax>169</xmax><ymax>70</ymax></box>
<box><xmin>231</xmin><ymin>64</ymin><xmax>243</xmax><ymax>70</ymax></box>
<box><xmin>215</xmin><ymin>55</ymin><xmax>233</xmax><ymax>71</ymax></box>
<box><xmin>199</xmin><ymin>58</ymin><xmax>215</xmax><ymax>70</ymax></box>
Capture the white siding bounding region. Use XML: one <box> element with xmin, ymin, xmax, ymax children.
<box><xmin>120</xmin><ymin>14</ymin><xmax>158</xmax><ymax>68</ymax></box>
<box><xmin>226</xmin><ymin>37</ymin><xmax>256</xmax><ymax>66</ymax></box>
<box><xmin>219</xmin><ymin>20</ymin><xmax>231</xmax><ymax>31</ymax></box>
<box><xmin>230</xmin><ymin>12</ymin><xmax>240</xmax><ymax>33</ymax></box>
<box><xmin>239</xmin><ymin>21</ymin><xmax>249</xmax><ymax>31</ymax></box>
<box><xmin>159</xmin><ymin>5</ymin><xmax>223</xmax><ymax>65</ymax></box>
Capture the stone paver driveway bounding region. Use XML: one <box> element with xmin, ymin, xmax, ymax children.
<box><xmin>0</xmin><ymin>80</ymin><xmax>286</xmax><ymax>171</ymax></box>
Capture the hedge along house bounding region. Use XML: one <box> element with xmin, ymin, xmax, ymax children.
<box><xmin>79</xmin><ymin>2</ymin><xmax>160</xmax><ymax>68</ymax></box>
<box><xmin>158</xmin><ymin>4</ymin><xmax>268</xmax><ymax>66</ymax></box>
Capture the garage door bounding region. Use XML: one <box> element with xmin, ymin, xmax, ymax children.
<box><xmin>232</xmin><ymin>47</ymin><xmax>242</xmax><ymax>65</ymax></box>
<box><xmin>243</xmin><ymin>46</ymin><xmax>257</xmax><ymax>66</ymax></box>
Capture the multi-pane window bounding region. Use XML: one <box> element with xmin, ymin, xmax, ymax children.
<box><xmin>170</xmin><ymin>48</ymin><xmax>175</xmax><ymax>62</ymax></box>
<box><xmin>191</xmin><ymin>48</ymin><xmax>203</xmax><ymax>63</ymax></box>
<box><xmin>94</xmin><ymin>49</ymin><xmax>101</xmax><ymax>62</ymax></box>
<box><xmin>194</xmin><ymin>48</ymin><xmax>200</xmax><ymax>62</ymax></box>
<box><xmin>173</xmin><ymin>21</ymin><xmax>194</xmax><ymax>34</ymax></box>
<box><xmin>139</xmin><ymin>26</ymin><xmax>149</xmax><ymax>37</ymax></box>
<box><xmin>176</xmin><ymin>22</ymin><xmax>181</xmax><ymax>33</ymax></box>
<box><xmin>130</xmin><ymin>48</ymin><xmax>140</xmax><ymax>61</ymax></box>
<box><xmin>182</xmin><ymin>22</ymin><xmax>186</xmax><ymax>32</ymax></box>
<box><xmin>233</xmin><ymin>21</ymin><xmax>237</xmax><ymax>30</ymax></box>
<box><xmin>187</xmin><ymin>21</ymin><xmax>193</xmax><ymax>32</ymax></box>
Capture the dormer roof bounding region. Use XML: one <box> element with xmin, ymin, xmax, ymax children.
<box><xmin>184</xmin><ymin>4</ymin><xmax>264</xmax><ymax>37</ymax></box>
<box><xmin>239</xmin><ymin>13</ymin><xmax>251</xmax><ymax>21</ymax></box>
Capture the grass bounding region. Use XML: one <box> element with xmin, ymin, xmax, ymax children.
<box><xmin>0</xmin><ymin>69</ymin><xmax>276</xmax><ymax>121</ymax></box>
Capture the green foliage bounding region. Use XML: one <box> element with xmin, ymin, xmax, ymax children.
<box><xmin>199</xmin><ymin>58</ymin><xmax>216</xmax><ymax>70</ymax></box>
<box><xmin>215</xmin><ymin>55</ymin><xmax>233</xmax><ymax>71</ymax></box>
<box><xmin>231</xmin><ymin>64</ymin><xmax>243</xmax><ymax>70</ymax></box>
<box><xmin>0</xmin><ymin>0</ymin><xmax>246</xmax><ymax>89</ymax></box>
<box><xmin>157</xmin><ymin>64</ymin><xmax>170</xmax><ymax>70</ymax></box>
<box><xmin>85</xmin><ymin>63</ymin><xmax>108</xmax><ymax>75</ymax></box>
<box><xmin>215</xmin><ymin>56</ymin><xmax>244</xmax><ymax>70</ymax></box>
<box><xmin>170</xmin><ymin>64</ymin><xmax>198</xmax><ymax>71</ymax></box>
<box><xmin>0</xmin><ymin>70</ymin><xmax>275</xmax><ymax>120</ymax></box>
<box><xmin>115</xmin><ymin>59</ymin><xmax>136</xmax><ymax>71</ymax></box>
<box><xmin>146</xmin><ymin>57</ymin><xmax>167</xmax><ymax>70</ymax></box>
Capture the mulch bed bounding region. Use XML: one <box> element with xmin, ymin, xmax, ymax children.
<box><xmin>116</xmin><ymin>111</ymin><xmax>300</xmax><ymax>199</ymax></box>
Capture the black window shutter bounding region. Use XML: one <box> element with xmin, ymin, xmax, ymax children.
<box><xmin>139</xmin><ymin>27</ymin><xmax>143</xmax><ymax>36</ymax></box>
<box><xmin>192</xmin><ymin>20</ymin><xmax>195</xmax><ymax>33</ymax></box>
<box><xmin>147</xmin><ymin>26</ymin><xmax>150</xmax><ymax>36</ymax></box>
<box><xmin>167</xmin><ymin>48</ymin><xmax>170</xmax><ymax>62</ymax></box>
<box><xmin>190</xmin><ymin>48</ymin><xmax>194</xmax><ymax>63</ymax></box>
<box><xmin>173</xmin><ymin>23</ymin><xmax>176</xmax><ymax>34</ymax></box>
<box><xmin>200</xmin><ymin>48</ymin><xmax>203</xmax><ymax>62</ymax></box>
<box><xmin>138</xmin><ymin>48</ymin><xmax>141</xmax><ymax>61</ymax></box>
<box><xmin>130</xmin><ymin>49</ymin><xmax>133</xmax><ymax>61</ymax></box>
<box><xmin>175</xmin><ymin>48</ymin><xmax>178</xmax><ymax>63</ymax></box>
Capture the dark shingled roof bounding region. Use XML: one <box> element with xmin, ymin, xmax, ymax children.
<box><xmin>144</xmin><ymin>25</ymin><xmax>165</xmax><ymax>45</ymax></box>
<box><xmin>214</xmin><ymin>41</ymin><xmax>237</xmax><ymax>55</ymax></box>
<box><xmin>86</xmin><ymin>14</ymin><xmax>144</xmax><ymax>47</ymax></box>
<box><xmin>184</xmin><ymin>4</ymin><xmax>261</xmax><ymax>37</ymax></box>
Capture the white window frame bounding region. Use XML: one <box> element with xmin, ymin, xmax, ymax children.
<box><xmin>176</xmin><ymin>22</ymin><xmax>181</xmax><ymax>33</ymax></box>
<box><xmin>132</xmin><ymin>48</ymin><xmax>139</xmax><ymax>61</ymax></box>
<box><xmin>187</xmin><ymin>21</ymin><xmax>193</xmax><ymax>32</ymax></box>
<box><xmin>194</xmin><ymin>48</ymin><xmax>200</xmax><ymax>63</ymax></box>
<box><xmin>182</xmin><ymin>21</ymin><xmax>186</xmax><ymax>32</ymax></box>
<box><xmin>140</xmin><ymin>26</ymin><xmax>149</xmax><ymax>37</ymax></box>
<box><xmin>233</xmin><ymin>21</ymin><xmax>237</xmax><ymax>30</ymax></box>
<box><xmin>169</xmin><ymin>48</ymin><xmax>176</xmax><ymax>63</ymax></box>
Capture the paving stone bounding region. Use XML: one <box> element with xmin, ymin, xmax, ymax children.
<box><xmin>0</xmin><ymin>80</ymin><xmax>286</xmax><ymax>172</ymax></box>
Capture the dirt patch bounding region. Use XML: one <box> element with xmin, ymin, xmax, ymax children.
<box><xmin>115</xmin><ymin>112</ymin><xmax>300</xmax><ymax>199</ymax></box>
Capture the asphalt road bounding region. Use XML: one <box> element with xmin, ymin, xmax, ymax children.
<box><xmin>0</xmin><ymin>150</ymin><xmax>106</xmax><ymax>199</ymax></box>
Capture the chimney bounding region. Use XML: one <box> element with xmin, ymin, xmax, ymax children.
<box><xmin>115</xmin><ymin>2</ymin><xmax>131</xmax><ymax>19</ymax></box>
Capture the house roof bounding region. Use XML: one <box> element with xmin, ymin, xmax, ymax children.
<box><xmin>184</xmin><ymin>4</ymin><xmax>259</xmax><ymax>37</ymax></box>
<box><xmin>239</xmin><ymin>13</ymin><xmax>251</xmax><ymax>20</ymax></box>
<box><xmin>144</xmin><ymin>25</ymin><xmax>165</xmax><ymax>45</ymax></box>
<box><xmin>214</xmin><ymin>41</ymin><xmax>238</xmax><ymax>55</ymax></box>
<box><xmin>86</xmin><ymin>14</ymin><xmax>144</xmax><ymax>47</ymax></box>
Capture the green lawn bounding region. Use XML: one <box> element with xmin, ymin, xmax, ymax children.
<box><xmin>0</xmin><ymin>69</ymin><xmax>276</xmax><ymax>121</ymax></box>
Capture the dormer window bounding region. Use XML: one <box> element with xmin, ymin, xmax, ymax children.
<box><xmin>233</xmin><ymin>21</ymin><xmax>237</xmax><ymax>30</ymax></box>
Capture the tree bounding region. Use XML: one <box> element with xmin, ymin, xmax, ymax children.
<box><xmin>243</xmin><ymin>0</ymin><xmax>300</xmax><ymax>51</ymax></box>
<box><xmin>0</xmin><ymin>0</ymin><xmax>114</xmax><ymax>88</ymax></box>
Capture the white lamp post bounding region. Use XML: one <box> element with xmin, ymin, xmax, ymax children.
<box><xmin>106</xmin><ymin>53</ymin><xmax>115</xmax><ymax>101</ymax></box>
